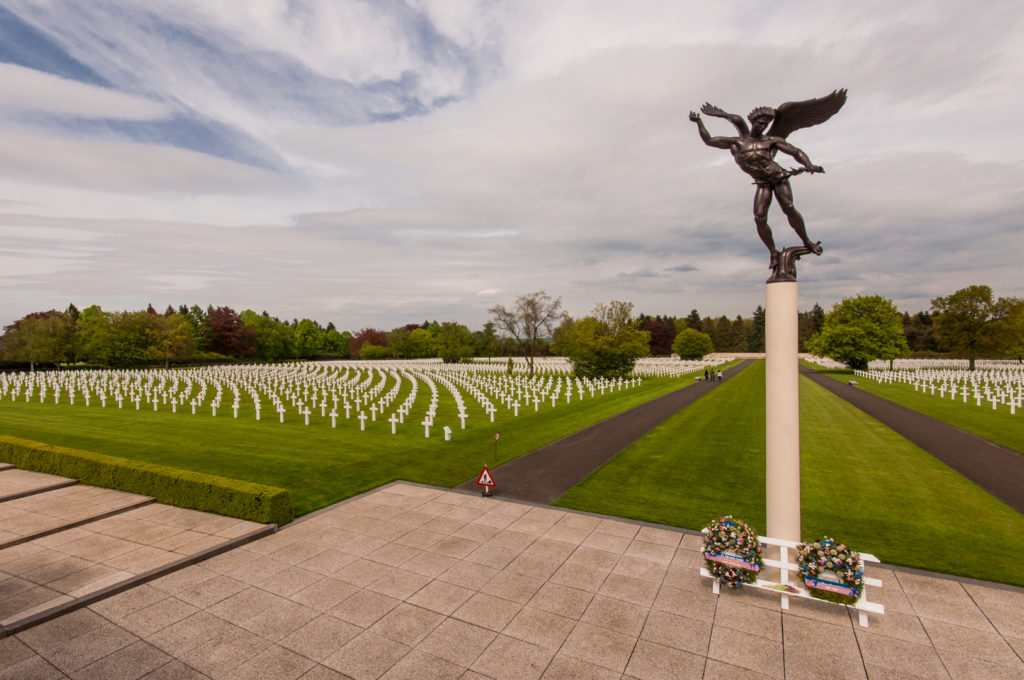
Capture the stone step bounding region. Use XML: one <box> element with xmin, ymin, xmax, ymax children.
<box><xmin>0</xmin><ymin>477</ymin><xmax>276</xmax><ymax>637</ymax></box>
<box><xmin>0</xmin><ymin>484</ymin><xmax>157</xmax><ymax>550</ymax></box>
<box><xmin>0</xmin><ymin>467</ymin><xmax>78</xmax><ymax>502</ymax></box>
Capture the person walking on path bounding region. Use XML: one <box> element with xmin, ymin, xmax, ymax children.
<box><xmin>704</xmin><ymin>369</ymin><xmax>709</xmax><ymax>381</ymax></box>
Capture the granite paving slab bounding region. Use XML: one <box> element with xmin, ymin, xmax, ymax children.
<box><xmin>0</xmin><ymin>467</ymin><xmax>77</xmax><ymax>502</ymax></box>
<box><xmin>0</xmin><ymin>496</ymin><xmax>273</xmax><ymax>636</ymax></box>
<box><xmin>0</xmin><ymin>484</ymin><xmax>155</xmax><ymax>549</ymax></box>
<box><xmin>4</xmin><ymin>481</ymin><xmax>1022</xmax><ymax>679</ymax></box>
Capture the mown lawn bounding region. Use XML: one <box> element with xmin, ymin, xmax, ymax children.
<box><xmin>812</xmin><ymin>366</ymin><xmax>1024</xmax><ymax>454</ymax></box>
<box><xmin>556</xmin><ymin>360</ymin><xmax>1024</xmax><ymax>586</ymax></box>
<box><xmin>0</xmin><ymin>372</ymin><xmax>697</xmax><ymax>517</ymax></box>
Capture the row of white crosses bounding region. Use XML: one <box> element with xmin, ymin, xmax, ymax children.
<box><xmin>850</xmin><ymin>364</ymin><xmax>1024</xmax><ymax>415</ymax></box>
<box><xmin>803</xmin><ymin>356</ymin><xmax>1024</xmax><ymax>416</ymax></box>
<box><xmin>0</xmin><ymin>356</ymin><xmax>725</xmax><ymax>437</ymax></box>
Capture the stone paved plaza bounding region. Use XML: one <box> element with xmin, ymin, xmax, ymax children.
<box><xmin>2</xmin><ymin>477</ymin><xmax>1023</xmax><ymax>679</ymax></box>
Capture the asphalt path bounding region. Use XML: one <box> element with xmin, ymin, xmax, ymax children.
<box><xmin>802</xmin><ymin>367</ymin><xmax>1024</xmax><ymax>514</ymax></box>
<box><xmin>455</xmin><ymin>360</ymin><xmax>754</xmax><ymax>503</ymax></box>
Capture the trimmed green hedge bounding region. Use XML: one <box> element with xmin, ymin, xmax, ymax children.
<box><xmin>0</xmin><ymin>435</ymin><xmax>293</xmax><ymax>526</ymax></box>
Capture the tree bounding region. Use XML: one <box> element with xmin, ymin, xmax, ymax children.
<box><xmin>806</xmin><ymin>295</ymin><xmax>909</xmax><ymax>369</ymax></box>
<box><xmin>206</xmin><ymin>307</ymin><xmax>254</xmax><ymax>357</ymax></box>
<box><xmin>77</xmin><ymin>305</ymin><xmax>115</xmax><ymax>366</ymax></box>
<box><xmin>560</xmin><ymin>301</ymin><xmax>650</xmax><ymax>378</ymax></box>
<box><xmin>182</xmin><ymin>305</ymin><xmax>210</xmax><ymax>352</ymax></box>
<box><xmin>549</xmin><ymin>316</ymin><xmax>575</xmax><ymax>356</ymax></box>
<box><xmin>387</xmin><ymin>327</ymin><xmax>413</xmax><ymax>357</ymax></box>
<box><xmin>435</xmin><ymin>322</ymin><xmax>474</xmax><ymax>363</ymax></box>
<box><xmin>489</xmin><ymin>291</ymin><xmax>564</xmax><ymax>376</ymax></box>
<box><xmin>931</xmin><ymin>285</ymin><xmax>1024</xmax><ymax>370</ymax></box>
<box><xmin>323</xmin><ymin>328</ymin><xmax>351</xmax><ymax>356</ymax></box>
<box><xmin>241</xmin><ymin>310</ymin><xmax>295</xmax><ymax>361</ymax></box>
<box><xmin>471</xmin><ymin>322</ymin><xmax>500</xmax><ymax>357</ymax></box>
<box><xmin>685</xmin><ymin>309</ymin><xmax>702</xmax><ymax>330</ymax></box>
<box><xmin>902</xmin><ymin>311</ymin><xmax>937</xmax><ymax>353</ymax></box>
<box><xmin>729</xmin><ymin>315</ymin><xmax>749</xmax><ymax>352</ymax></box>
<box><xmin>349</xmin><ymin>328</ymin><xmax>388</xmax><ymax>358</ymax></box>
<box><xmin>152</xmin><ymin>313</ymin><xmax>194</xmax><ymax>368</ymax></box>
<box><xmin>672</xmin><ymin>328</ymin><xmax>714</xmax><ymax>359</ymax></box>
<box><xmin>798</xmin><ymin>303</ymin><xmax>826</xmax><ymax>352</ymax></box>
<box><xmin>293</xmin><ymin>319</ymin><xmax>324</xmax><ymax>358</ymax></box>
<box><xmin>108</xmin><ymin>311</ymin><xmax>160</xmax><ymax>366</ymax></box>
<box><xmin>1</xmin><ymin>311</ymin><xmax>76</xmax><ymax>370</ymax></box>
<box><xmin>359</xmin><ymin>343</ymin><xmax>392</xmax><ymax>359</ymax></box>
<box><xmin>748</xmin><ymin>305</ymin><xmax>766</xmax><ymax>352</ymax></box>
<box><xmin>640</xmin><ymin>318</ymin><xmax>674</xmax><ymax>355</ymax></box>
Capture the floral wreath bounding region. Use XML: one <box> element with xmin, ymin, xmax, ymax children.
<box><xmin>796</xmin><ymin>537</ymin><xmax>864</xmax><ymax>605</ymax></box>
<box><xmin>702</xmin><ymin>516</ymin><xmax>763</xmax><ymax>588</ymax></box>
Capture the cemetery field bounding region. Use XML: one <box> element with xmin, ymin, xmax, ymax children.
<box><xmin>812</xmin><ymin>367</ymin><xmax>1024</xmax><ymax>454</ymax></box>
<box><xmin>0</xmin><ymin>365</ymin><xmax>702</xmax><ymax>517</ymax></box>
<box><xmin>556</xmin><ymin>360</ymin><xmax>1024</xmax><ymax>587</ymax></box>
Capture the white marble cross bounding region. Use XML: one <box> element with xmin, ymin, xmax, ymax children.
<box><xmin>389</xmin><ymin>413</ymin><xmax>399</xmax><ymax>434</ymax></box>
<box><xmin>443</xmin><ymin>426</ymin><xmax>452</xmax><ymax>441</ymax></box>
<box><xmin>358</xmin><ymin>411</ymin><xmax>368</xmax><ymax>431</ymax></box>
<box><xmin>330</xmin><ymin>410</ymin><xmax>338</xmax><ymax>428</ymax></box>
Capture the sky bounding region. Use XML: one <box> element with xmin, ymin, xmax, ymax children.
<box><xmin>1</xmin><ymin>1</ymin><xmax>1022</xmax><ymax>332</ymax></box>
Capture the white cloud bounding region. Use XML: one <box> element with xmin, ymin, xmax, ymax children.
<box><xmin>0</xmin><ymin>63</ymin><xmax>172</xmax><ymax>120</ymax></box>
<box><xmin>0</xmin><ymin>129</ymin><xmax>281</xmax><ymax>194</ymax></box>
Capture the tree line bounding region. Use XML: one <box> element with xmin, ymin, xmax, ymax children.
<box><xmin>2</xmin><ymin>284</ymin><xmax>1020</xmax><ymax>372</ymax></box>
<box><xmin>0</xmin><ymin>303</ymin><xmax>513</xmax><ymax>371</ymax></box>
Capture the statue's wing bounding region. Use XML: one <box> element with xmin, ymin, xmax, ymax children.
<box><xmin>767</xmin><ymin>89</ymin><xmax>847</xmax><ymax>139</ymax></box>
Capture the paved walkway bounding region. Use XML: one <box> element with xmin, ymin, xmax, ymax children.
<box><xmin>802</xmin><ymin>367</ymin><xmax>1024</xmax><ymax>514</ymax></box>
<box><xmin>3</xmin><ymin>472</ymin><xmax>1023</xmax><ymax>679</ymax></box>
<box><xmin>456</xmin><ymin>362</ymin><xmax>753</xmax><ymax>504</ymax></box>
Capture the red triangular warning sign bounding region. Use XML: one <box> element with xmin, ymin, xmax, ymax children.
<box><xmin>476</xmin><ymin>465</ymin><xmax>495</xmax><ymax>487</ymax></box>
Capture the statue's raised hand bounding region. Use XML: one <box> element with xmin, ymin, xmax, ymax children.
<box><xmin>700</xmin><ymin>103</ymin><xmax>729</xmax><ymax>118</ymax></box>
<box><xmin>688</xmin><ymin>110</ymin><xmax>701</xmax><ymax>122</ymax></box>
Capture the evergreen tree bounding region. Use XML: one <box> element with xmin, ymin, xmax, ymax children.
<box><xmin>748</xmin><ymin>305</ymin><xmax>766</xmax><ymax>352</ymax></box>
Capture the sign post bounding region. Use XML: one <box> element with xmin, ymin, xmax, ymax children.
<box><xmin>477</xmin><ymin>465</ymin><xmax>496</xmax><ymax>497</ymax></box>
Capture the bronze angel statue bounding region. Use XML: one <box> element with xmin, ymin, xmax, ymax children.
<box><xmin>690</xmin><ymin>90</ymin><xmax>846</xmax><ymax>276</ymax></box>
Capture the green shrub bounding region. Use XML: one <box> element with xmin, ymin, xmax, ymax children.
<box><xmin>0</xmin><ymin>435</ymin><xmax>293</xmax><ymax>525</ymax></box>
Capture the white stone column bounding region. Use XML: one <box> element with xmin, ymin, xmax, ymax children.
<box><xmin>765</xmin><ymin>281</ymin><xmax>801</xmax><ymax>542</ymax></box>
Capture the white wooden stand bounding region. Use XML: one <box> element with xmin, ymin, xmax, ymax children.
<box><xmin>700</xmin><ymin>533</ymin><xmax>885</xmax><ymax>628</ymax></box>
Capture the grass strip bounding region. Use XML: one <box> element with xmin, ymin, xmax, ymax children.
<box><xmin>556</xmin><ymin>361</ymin><xmax>1024</xmax><ymax>586</ymax></box>
<box><xmin>812</xmin><ymin>367</ymin><xmax>1024</xmax><ymax>454</ymax></box>
<box><xmin>0</xmin><ymin>373</ymin><xmax>697</xmax><ymax>517</ymax></box>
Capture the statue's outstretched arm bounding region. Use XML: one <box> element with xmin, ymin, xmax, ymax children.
<box><xmin>775</xmin><ymin>140</ymin><xmax>823</xmax><ymax>173</ymax></box>
<box><xmin>701</xmin><ymin>103</ymin><xmax>749</xmax><ymax>136</ymax></box>
<box><xmin>689</xmin><ymin>110</ymin><xmax>735</xmax><ymax>150</ymax></box>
